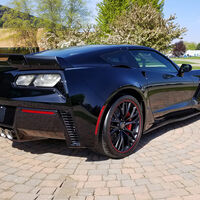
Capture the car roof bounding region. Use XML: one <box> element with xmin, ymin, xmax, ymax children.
<box><xmin>32</xmin><ymin>45</ymin><xmax>154</xmax><ymax>58</ymax></box>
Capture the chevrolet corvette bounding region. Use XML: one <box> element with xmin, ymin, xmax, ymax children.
<box><xmin>0</xmin><ymin>45</ymin><xmax>199</xmax><ymax>158</ymax></box>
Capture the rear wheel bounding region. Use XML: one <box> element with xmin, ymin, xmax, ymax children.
<box><xmin>101</xmin><ymin>95</ymin><xmax>143</xmax><ymax>158</ymax></box>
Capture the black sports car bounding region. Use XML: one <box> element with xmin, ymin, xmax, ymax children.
<box><xmin>0</xmin><ymin>45</ymin><xmax>200</xmax><ymax>158</ymax></box>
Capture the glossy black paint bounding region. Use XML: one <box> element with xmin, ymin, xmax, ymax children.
<box><xmin>0</xmin><ymin>45</ymin><xmax>200</xmax><ymax>148</ymax></box>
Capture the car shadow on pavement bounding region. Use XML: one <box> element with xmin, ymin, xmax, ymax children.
<box><xmin>12</xmin><ymin>114</ymin><xmax>200</xmax><ymax>161</ymax></box>
<box><xmin>12</xmin><ymin>139</ymin><xmax>109</xmax><ymax>162</ymax></box>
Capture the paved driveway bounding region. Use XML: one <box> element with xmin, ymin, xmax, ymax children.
<box><xmin>1</xmin><ymin>115</ymin><xmax>200</xmax><ymax>200</ymax></box>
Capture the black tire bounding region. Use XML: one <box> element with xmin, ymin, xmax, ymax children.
<box><xmin>101</xmin><ymin>95</ymin><xmax>143</xmax><ymax>158</ymax></box>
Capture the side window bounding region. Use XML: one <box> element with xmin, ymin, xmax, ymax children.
<box><xmin>101</xmin><ymin>50</ymin><xmax>139</xmax><ymax>68</ymax></box>
<box><xmin>129</xmin><ymin>50</ymin><xmax>178</xmax><ymax>73</ymax></box>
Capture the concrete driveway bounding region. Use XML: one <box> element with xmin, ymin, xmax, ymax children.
<box><xmin>1</xmin><ymin>115</ymin><xmax>200</xmax><ymax>200</ymax></box>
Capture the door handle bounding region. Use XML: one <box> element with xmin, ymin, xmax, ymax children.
<box><xmin>163</xmin><ymin>74</ymin><xmax>175</xmax><ymax>79</ymax></box>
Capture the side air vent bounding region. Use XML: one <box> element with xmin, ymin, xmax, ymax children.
<box><xmin>60</xmin><ymin>111</ymin><xmax>80</xmax><ymax>146</ymax></box>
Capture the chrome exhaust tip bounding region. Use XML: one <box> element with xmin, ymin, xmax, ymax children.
<box><xmin>5</xmin><ymin>129</ymin><xmax>13</xmax><ymax>140</ymax></box>
<box><xmin>0</xmin><ymin>128</ymin><xmax>6</xmax><ymax>138</ymax></box>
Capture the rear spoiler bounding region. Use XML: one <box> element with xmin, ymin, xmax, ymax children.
<box><xmin>0</xmin><ymin>54</ymin><xmax>69</xmax><ymax>70</ymax></box>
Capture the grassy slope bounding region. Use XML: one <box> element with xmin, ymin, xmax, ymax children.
<box><xmin>175</xmin><ymin>57</ymin><xmax>200</xmax><ymax>60</ymax></box>
<box><xmin>171</xmin><ymin>60</ymin><xmax>197</xmax><ymax>65</ymax></box>
<box><xmin>171</xmin><ymin>58</ymin><xmax>200</xmax><ymax>70</ymax></box>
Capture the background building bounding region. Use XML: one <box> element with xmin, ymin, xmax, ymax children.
<box><xmin>185</xmin><ymin>50</ymin><xmax>200</xmax><ymax>57</ymax></box>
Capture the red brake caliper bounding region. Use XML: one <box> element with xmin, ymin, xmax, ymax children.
<box><xmin>126</xmin><ymin>112</ymin><xmax>132</xmax><ymax>132</ymax></box>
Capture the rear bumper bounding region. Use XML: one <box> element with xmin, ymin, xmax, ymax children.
<box><xmin>0</xmin><ymin>105</ymin><xmax>82</xmax><ymax>147</ymax></box>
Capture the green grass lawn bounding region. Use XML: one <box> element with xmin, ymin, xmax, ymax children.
<box><xmin>192</xmin><ymin>66</ymin><xmax>200</xmax><ymax>70</ymax></box>
<box><xmin>171</xmin><ymin>60</ymin><xmax>197</xmax><ymax>65</ymax></box>
<box><xmin>177</xmin><ymin>57</ymin><xmax>200</xmax><ymax>60</ymax></box>
<box><xmin>171</xmin><ymin>57</ymin><xmax>200</xmax><ymax>60</ymax></box>
<box><xmin>171</xmin><ymin>59</ymin><xmax>200</xmax><ymax>70</ymax></box>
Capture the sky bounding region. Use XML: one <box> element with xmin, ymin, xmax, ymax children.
<box><xmin>1</xmin><ymin>0</ymin><xmax>200</xmax><ymax>43</ymax></box>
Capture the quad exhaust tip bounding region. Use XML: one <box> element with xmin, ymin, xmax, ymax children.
<box><xmin>0</xmin><ymin>128</ymin><xmax>14</xmax><ymax>140</ymax></box>
<box><xmin>0</xmin><ymin>128</ymin><xmax>6</xmax><ymax>138</ymax></box>
<box><xmin>5</xmin><ymin>129</ymin><xmax>13</xmax><ymax>140</ymax></box>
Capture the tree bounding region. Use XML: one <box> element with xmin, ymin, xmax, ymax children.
<box><xmin>1</xmin><ymin>0</ymin><xmax>38</xmax><ymax>52</ymax></box>
<box><xmin>173</xmin><ymin>41</ymin><xmax>186</xmax><ymax>57</ymax></box>
<box><xmin>196</xmin><ymin>43</ymin><xmax>200</xmax><ymax>50</ymax></box>
<box><xmin>97</xmin><ymin>0</ymin><xmax>164</xmax><ymax>32</ymax></box>
<box><xmin>36</xmin><ymin>0</ymin><xmax>63</xmax><ymax>33</ymax></box>
<box><xmin>93</xmin><ymin>4</ymin><xmax>186</xmax><ymax>52</ymax></box>
<box><xmin>1</xmin><ymin>0</ymin><xmax>91</xmax><ymax>50</ymax></box>
<box><xmin>37</xmin><ymin>0</ymin><xmax>89</xmax><ymax>48</ymax></box>
<box><xmin>37</xmin><ymin>0</ymin><xmax>89</xmax><ymax>30</ymax></box>
<box><xmin>64</xmin><ymin>0</ymin><xmax>90</xmax><ymax>28</ymax></box>
<box><xmin>96</xmin><ymin>0</ymin><xmax>129</xmax><ymax>32</ymax></box>
<box><xmin>184</xmin><ymin>42</ymin><xmax>196</xmax><ymax>50</ymax></box>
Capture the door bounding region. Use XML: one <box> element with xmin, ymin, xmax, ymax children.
<box><xmin>129</xmin><ymin>50</ymin><xmax>196</xmax><ymax>119</ymax></box>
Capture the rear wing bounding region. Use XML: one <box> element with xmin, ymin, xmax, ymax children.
<box><xmin>0</xmin><ymin>54</ymin><xmax>69</xmax><ymax>70</ymax></box>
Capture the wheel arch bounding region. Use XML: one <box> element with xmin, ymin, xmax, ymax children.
<box><xmin>96</xmin><ymin>86</ymin><xmax>147</xmax><ymax>144</ymax></box>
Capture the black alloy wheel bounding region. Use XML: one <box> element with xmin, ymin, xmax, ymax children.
<box><xmin>101</xmin><ymin>95</ymin><xmax>143</xmax><ymax>158</ymax></box>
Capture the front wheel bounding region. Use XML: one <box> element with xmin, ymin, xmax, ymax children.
<box><xmin>101</xmin><ymin>95</ymin><xmax>143</xmax><ymax>158</ymax></box>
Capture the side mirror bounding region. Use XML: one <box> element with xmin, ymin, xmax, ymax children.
<box><xmin>178</xmin><ymin>64</ymin><xmax>192</xmax><ymax>76</ymax></box>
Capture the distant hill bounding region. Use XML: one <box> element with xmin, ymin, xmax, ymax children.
<box><xmin>0</xmin><ymin>5</ymin><xmax>4</xmax><ymax>17</ymax></box>
<box><xmin>0</xmin><ymin>5</ymin><xmax>8</xmax><ymax>27</ymax></box>
<box><xmin>0</xmin><ymin>5</ymin><xmax>38</xmax><ymax>28</ymax></box>
<box><xmin>0</xmin><ymin>5</ymin><xmax>18</xmax><ymax>27</ymax></box>
<box><xmin>0</xmin><ymin>5</ymin><xmax>40</xmax><ymax>51</ymax></box>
